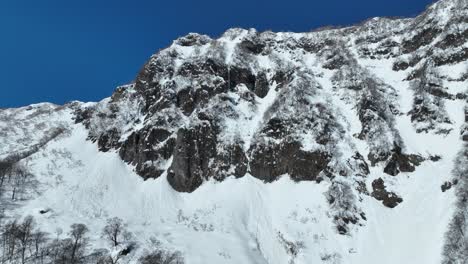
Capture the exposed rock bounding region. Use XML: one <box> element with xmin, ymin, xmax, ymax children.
<box><xmin>352</xmin><ymin>152</ymin><xmax>370</xmax><ymax>176</ymax></box>
<box><xmin>456</xmin><ymin>92</ymin><xmax>467</xmax><ymax>100</ymax></box>
<box><xmin>402</xmin><ymin>27</ymin><xmax>442</xmax><ymax>53</ymax></box>
<box><xmin>371</xmin><ymin>178</ymin><xmax>403</xmax><ymax>208</ymax></box>
<box><xmin>76</xmin><ymin>0</ymin><xmax>466</xmax><ymax>197</ymax></box>
<box><xmin>441</xmin><ymin>181</ymin><xmax>452</xmax><ymax>192</ymax></box>
<box><xmin>119</xmin><ymin>127</ymin><xmax>175</xmax><ymax>179</ymax></box>
<box><xmin>434</xmin><ymin>48</ymin><xmax>468</xmax><ymax>66</ymax></box>
<box><xmin>383</xmin><ymin>145</ymin><xmax>424</xmax><ymax>176</ymax></box>
<box><xmin>97</xmin><ymin>128</ymin><xmax>121</xmax><ymax>152</ymax></box>
<box><xmin>175</xmin><ymin>33</ymin><xmax>211</xmax><ymax>47</ymax></box>
<box><xmin>393</xmin><ymin>55</ymin><xmax>423</xmax><ymax>71</ymax></box>
<box><xmin>428</xmin><ymin>87</ymin><xmax>454</xmax><ymax>100</ymax></box>
<box><xmin>326</xmin><ymin>181</ymin><xmax>364</xmax><ymax>235</ymax></box>
<box><xmin>74</xmin><ymin>107</ymin><xmax>94</xmax><ymax>129</ymax></box>
<box><xmin>254</xmin><ymin>72</ymin><xmax>270</xmax><ymax>98</ymax></box>
<box><xmin>323</xmin><ymin>51</ymin><xmax>348</xmax><ymax>70</ymax></box>
<box><xmin>210</xmin><ymin>143</ymin><xmax>248</xmax><ymax>181</ymax></box>
<box><xmin>167</xmin><ymin>121</ymin><xmax>217</xmax><ymax>192</ymax></box>
<box><xmin>435</xmin><ymin>29</ymin><xmax>468</xmax><ymax>49</ymax></box>
<box><xmin>441</xmin><ymin>179</ymin><xmax>459</xmax><ymax>192</ymax></box>
<box><xmin>167</xmin><ymin>113</ymin><xmax>248</xmax><ymax>192</ymax></box>
<box><xmin>249</xmin><ymin>141</ymin><xmax>331</xmax><ymax>182</ymax></box>
<box><xmin>239</xmin><ymin>39</ymin><xmax>265</xmax><ymax>55</ymax></box>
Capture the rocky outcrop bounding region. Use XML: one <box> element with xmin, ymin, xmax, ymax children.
<box><xmin>167</xmin><ymin>112</ymin><xmax>248</xmax><ymax>192</ymax></box>
<box><xmin>371</xmin><ymin>178</ymin><xmax>403</xmax><ymax>208</ymax></box>
<box><xmin>119</xmin><ymin>127</ymin><xmax>176</xmax><ymax>179</ymax></box>
<box><xmin>383</xmin><ymin>145</ymin><xmax>424</xmax><ymax>176</ymax></box>
<box><xmin>75</xmin><ymin>0</ymin><xmax>467</xmax><ymax>198</ymax></box>
<box><xmin>249</xmin><ymin>141</ymin><xmax>331</xmax><ymax>182</ymax></box>
<box><xmin>167</xmin><ymin>119</ymin><xmax>218</xmax><ymax>192</ymax></box>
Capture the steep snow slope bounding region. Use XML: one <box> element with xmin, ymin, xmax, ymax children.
<box><xmin>2</xmin><ymin>117</ymin><xmax>461</xmax><ymax>264</ymax></box>
<box><xmin>1</xmin><ymin>0</ymin><xmax>468</xmax><ymax>263</ymax></box>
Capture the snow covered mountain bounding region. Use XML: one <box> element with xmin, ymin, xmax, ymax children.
<box><xmin>1</xmin><ymin>0</ymin><xmax>467</xmax><ymax>263</ymax></box>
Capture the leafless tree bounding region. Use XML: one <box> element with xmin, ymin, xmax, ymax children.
<box><xmin>68</xmin><ymin>223</ymin><xmax>89</xmax><ymax>264</ymax></box>
<box><xmin>10</xmin><ymin>163</ymin><xmax>33</xmax><ymax>201</ymax></box>
<box><xmin>1</xmin><ymin>219</ymin><xmax>19</xmax><ymax>263</ymax></box>
<box><xmin>102</xmin><ymin>217</ymin><xmax>132</xmax><ymax>247</ymax></box>
<box><xmin>31</xmin><ymin>230</ymin><xmax>48</xmax><ymax>264</ymax></box>
<box><xmin>139</xmin><ymin>249</ymin><xmax>184</xmax><ymax>264</ymax></box>
<box><xmin>16</xmin><ymin>216</ymin><xmax>35</xmax><ymax>264</ymax></box>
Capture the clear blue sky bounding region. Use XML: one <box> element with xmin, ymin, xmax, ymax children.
<box><xmin>0</xmin><ymin>0</ymin><xmax>435</xmax><ymax>107</ymax></box>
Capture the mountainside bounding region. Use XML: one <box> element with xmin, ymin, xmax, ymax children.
<box><xmin>1</xmin><ymin>0</ymin><xmax>468</xmax><ymax>263</ymax></box>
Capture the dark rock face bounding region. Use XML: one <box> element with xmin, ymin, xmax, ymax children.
<box><xmin>210</xmin><ymin>143</ymin><xmax>248</xmax><ymax>181</ymax></box>
<box><xmin>271</xmin><ymin>71</ymin><xmax>293</xmax><ymax>89</ymax></box>
<box><xmin>97</xmin><ymin>128</ymin><xmax>121</xmax><ymax>152</ymax></box>
<box><xmin>249</xmin><ymin>141</ymin><xmax>331</xmax><ymax>182</ymax></box>
<box><xmin>371</xmin><ymin>178</ymin><xmax>403</xmax><ymax>208</ymax></box>
<box><xmin>383</xmin><ymin>145</ymin><xmax>424</xmax><ymax>176</ymax></box>
<box><xmin>254</xmin><ymin>72</ymin><xmax>270</xmax><ymax>98</ymax></box>
<box><xmin>393</xmin><ymin>55</ymin><xmax>423</xmax><ymax>72</ymax></box>
<box><xmin>175</xmin><ymin>33</ymin><xmax>211</xmax><ymax>47</ymax></box>
<box><xmin>134</xmin><ymin>61</ymin><xmax>169</xmax><ymax>111</ymax></box>
<box><xmin>78</xmin><ymin>0</ymin><xmax>466</xmax><ymax>197</ymax></box>
<box><xmin>239</xmin><ymin>39</ymin><xmax>265</xmax><ymax>55</ymax></box>
<box><xmin>323</xmin><ymin>50</ymin><xmax>348</xmax><ymax>70</ymax></box>
<box><xmin>119</xmin><ymin>127</ymin><xmax>175</xmax><ymax>180</ymax></box>
<box><xmin>434</xmin><ymin>47</ymin><xmax>468</xmax><ymax>66</ymax></box>
<box><xmin>167</xmin><ymin>114</ymin><xmax>248</xmax><ymax>192</ymax></box>
<box><xmin>427</xmin><ymin>86</ymin><xmax>454</xmax><ymax>100</ymax></box>
<box><xmin>351</xmin><ymin>152</ymin><xmax>370</xmax><ymax>177</ymax></box>
<box><xmin>167</xmin><ymin>121</ymin><xmax>217</xmax><ymax>192</ymax></box>
<box><xmin>392</xmin><ymin>61</ymin><xmax>410</xmax><ymax>71</ymax></box>
<box><xmin>247</xmin><ymin>84</ymin><xmax>339</xmax><ymax>183</ymax></box>
<box><xmin>441</xmin><ymin>181</ymin><xmax>453</xmax><ymax>192</ymax></box>
<box><xmin>402</xmin><ymin>27</ymin><xmax>442</xmax><ymax>53</ymax></box>
<box><xmin>441</xmin><ymin>179</ymin><xmax>459</xmax><ymax>192</ymax></box>
<box><xmin>436</xmin><ymin>29</ymin><xmax>468</xmax><ymax>49</ymax></box>
<box><xmin>74</xmin><ymin>107</ymin><xmax>94</xmax><ymax>129</ymax></box>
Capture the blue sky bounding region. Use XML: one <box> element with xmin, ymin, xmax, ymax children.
<box><xmin>0</xmin><ymin>0</ymin><xmax>435</xmax><ymax>107</ymax></box>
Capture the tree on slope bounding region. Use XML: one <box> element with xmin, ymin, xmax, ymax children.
<box><xmin>102</xmin><ymin>217</ymin><xmax>132</xmax><ymax>247</ymax></box>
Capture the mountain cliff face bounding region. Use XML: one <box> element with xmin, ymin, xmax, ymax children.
<box><xmin>1</xmin><ymin>0</ymin><xmax>468</xmax><ymax>263</ymax></box>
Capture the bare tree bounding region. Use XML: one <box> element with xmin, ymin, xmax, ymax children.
<box><xmin>16</xmin><ymin>216</ymin><xmax>35</xmax><ymax>264</ymax></box>
<box><xmin>10</xmin><ymin>163</ymin><xmax>33</xmax><ymax>201</ymax></box>
<box><xmin>47</xmin><ymin>237</ymin><xmax>68</xmax><ymax>264</ymax></box>
<box><xmin>102</xmin><ymin>217</ymin><xmax>131</xmax><ymax>247</ymax></box>
<box><xmin>97</xmin><ymin>253</ymin><xmax>122</xmax><ymax>264</ymax></box>
<box><xmin>32</xmin><ymin>230</ymin><xmax>49</xmax><ymax>264</ymax></box>
<box><xmin>1</xmin><ymin>219</ymin><xmax>19</xmax><ymax>263</ymax></box>
<box><xmin>68</xmin><ymin>223</ymin><xmax>89</xmax><ymax>264</ymax></box>
<box><xmin>0</xmin><ymin>161</ymin><xmax>12</xmax><ymax>188</ymax></box>
<box><xmin>0</xmin><ymin>216</ymin><xmax>37</xmax><ymax>263</ymax></box>
<box><xmin>139</xmin><ymin>249</ymin><xmax>184</xmax><ymax>264</ymax></box>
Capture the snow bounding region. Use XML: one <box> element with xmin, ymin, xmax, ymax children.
<box><xmin>438</xmin><ymin>62</ymin><xmax>468</xmax><ymax>81</ymax></box>
<box><xmin>6</xmin><ymin>56</ymin><xmax>463</xmax><ymax>263</ymax></box>
<box><xmin>7</xmin><ymin>117</ymin><xmax>458</xmax><ymax>263</ymax></box>
<box><xmin>2</xmin><ymin>1</ymin><xmax>467</xmax><ymax>262</ymax></box>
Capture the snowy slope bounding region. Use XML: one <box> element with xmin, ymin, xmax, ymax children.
<box><xmin>1</xmin><ymin>0</ymin><xmax>468</xmax><ymax>263</ymax></box>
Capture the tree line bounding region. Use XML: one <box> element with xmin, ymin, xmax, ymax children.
<box><xmin>0</xmin><ymin>215</ymin><xmax>183</xmax><ymax>264</ymax></box>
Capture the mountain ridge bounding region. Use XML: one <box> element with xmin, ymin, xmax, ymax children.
<box><xmin>1</xmin><ymin>0</ymin><xmax>467</xmax><ymax>263</ymax></box>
